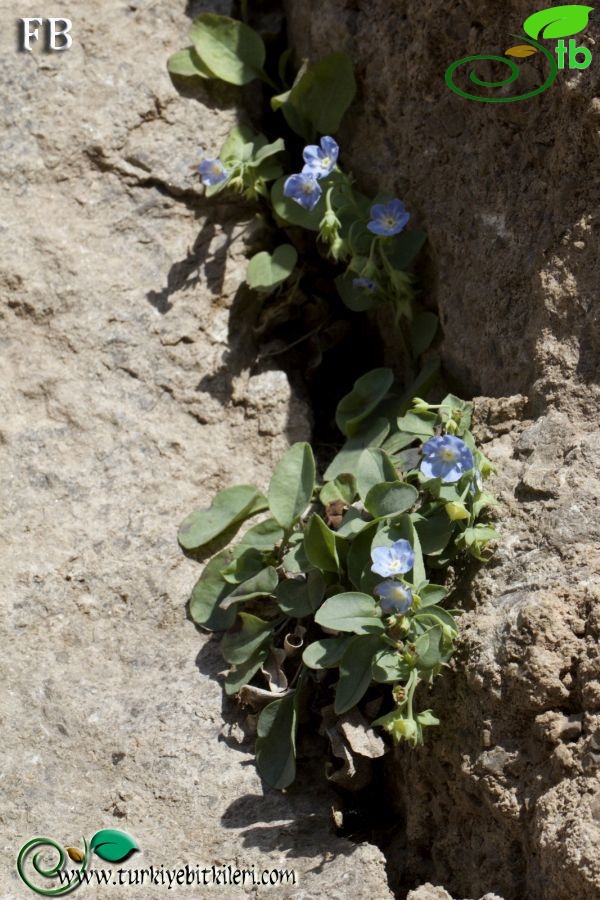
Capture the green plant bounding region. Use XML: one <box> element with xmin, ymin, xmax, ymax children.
<box><xmin>171</xmin><ymin>11</ymin><xmax>499</xmax><ymax>790</ymax></box>
<box><xmin>169</xmin><ymin>13</ymin><xmax>433</xmax><ymax>370</ymax></box>
<box><xmin>179</xmin><ymin>378</ymin><xmax>497</xmax><ymax>788</ymax></box>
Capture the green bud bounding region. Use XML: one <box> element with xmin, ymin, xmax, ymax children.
<box><xmin>445</xmin><ymin>501</ymin><xmax>470</xmax><ymax>521</ymax></box>
<box><xmin>412</xmin><ymin>397</ymin><xmax>432</xmax><ymax>412</ymax></box>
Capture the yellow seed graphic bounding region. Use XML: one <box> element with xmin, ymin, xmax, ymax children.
<box><xmin>505</xmin><ymin>45</ymin><xmax>538</xmax><ymax>57</ymax></box>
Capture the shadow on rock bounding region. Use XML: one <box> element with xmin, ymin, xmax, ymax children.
<box><xmin>147</xmin><ymin>212</ymin><xmax>246</xmax><ymax>314</ymax></box>
<box><xmin>220</xmin><ymin>788</ymin><xmax>354</xmax><ymax>865</ymax></box>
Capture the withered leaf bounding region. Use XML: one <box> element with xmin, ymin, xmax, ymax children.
<box><xmin>261</xmin><ymin>647</ymin><xmax>288</xmax><ymax>693</ymax></box>
<box><xmin>325</xmin><ymin>499</ymin><xmax>346</xmax><ymax>530</ymax></box>
<box><xmin>239</xmin><ymin>683</ymin><xmax>292</xmax><ymax>710</ymax></box>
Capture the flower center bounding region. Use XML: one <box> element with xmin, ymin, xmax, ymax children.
<box><xmin>388</xmin><ymin>559</ymin><xmax>401</xmax><ymax>571</ymax></box>
<box><xmin>441</xmin><ymin>449</ymin><xmax>458</xmax><ymax>463</ymax></box>
<box><xmin>210</xmin><ymin>163</ymin><xmax>222</xmax><ymax>175</ymax></box>
<box><xmin>321</xmin><ymin>156</ymin><xmax>331</xmax><ymax>169</ymax></box>
<box><xmin>384</xmin><ymin>215</ymin><xmax>397</xmax><ymax>228</ymax></box>
<box><xmin>302</xmin><ymin>181</ymin><xmax>314</xmax><ymax>194</ymax></box>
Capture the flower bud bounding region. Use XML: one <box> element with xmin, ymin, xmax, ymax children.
<box><xmin>392</xmin><ymin>684</ymin><xmax>406</xmax><ymax>703</ymax></box>
<box><xmin>445</xmin><ymin>501</ymin><xmax>470</xmax><ymax>521</ymax></box>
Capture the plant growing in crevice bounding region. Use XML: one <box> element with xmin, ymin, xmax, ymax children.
<box><xmin>169</xmin><ymin>11</ymin><xmax>435</xmax><ymax>379</ymax></box>
<box><xmin>179</xmin><ymin>384</ymin><xmax>498</xmax><ymax>788</ymax></box>
<box><xmin>170</xmin><ymin>9</ymin><xmax>499</xmax><ymax>790</ymax></box>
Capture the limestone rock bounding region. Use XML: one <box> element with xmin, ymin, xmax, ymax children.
<box><xmin>0</xmin><ymin>2</ymin><xmax>390</xmax><ymax>898</ymax></box>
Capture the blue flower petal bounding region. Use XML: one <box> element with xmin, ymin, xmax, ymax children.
<box><xmin>376</xmin><ymin>580</ymin><xmax>414</xmax><ymax>614</ymax></box>
<box><xmin>320</xmin><ymin>136</ymin><xmax>339</xmax><ymax>164</ymax></box>
<box><xmin>302</xmin><ymin>145</ymin><xmax>322</xmax><ymax>165</ymax></box>
<box><xmin>198</xmin><ymin>159</ymin><xmax>228</xmax><ymax>187</ymax></box>
<box><xmin>420</xmin><ymin>434</ymin><xmax>474</xmax><ymax>484</ymax></box>
<box><xmin>283</xmin><ymin>173</ymin><xmax>322</xmax><ymax>210</ymax></box>
<box><xmin>367</xmin><ymin>199</ymin><xmax>410</xmax><ymax>236</ymax></box>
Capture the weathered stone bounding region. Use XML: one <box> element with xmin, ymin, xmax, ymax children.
<box><xmin>286</xmin><ymin>0</ymin><xmax>600</xmax><ymax>411</ymax></box>
<box><xmin>286</xmin><ymin>4</ymin><xmax>600</xmax><ymax>899</ymax></box>
<box><xmin>0</xmin><ymin>3</ymin><xmax>391</xmax><ymax>897</ymax></box>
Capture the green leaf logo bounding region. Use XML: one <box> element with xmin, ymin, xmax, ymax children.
<box><xmin>523</xmin><ymin>4</ymin><xmax>594</xmax><ymax>40</ymax></box>
<box><xmin>90</xmin><ymin>829</ymin><xmax>138</xmax><ymax>863</ymax></box>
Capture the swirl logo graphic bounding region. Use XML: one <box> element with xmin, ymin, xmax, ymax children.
<box><xmin>16</xmin><ymin>830</ymin><xmax>138</xmax><ymax>895</ymax></box>
<box><xmin>445</xmin><ymin>4</ymin><xmax>594</xmax><ymax>102</ymax></box>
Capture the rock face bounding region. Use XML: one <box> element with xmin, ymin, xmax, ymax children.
<box><xmin>286</xmin><ymin>3</ymin><xmax>600</xmax><ymax>899</ymax></box>
<box><xmin>0</xmin><ymin>2</ymin><xmax>392</xmax><ymax>897</ymax></box>
<box><xmin>286</xmin><ymin>0</ymin><xmax>599</xmax><ymax>411</ymax></box>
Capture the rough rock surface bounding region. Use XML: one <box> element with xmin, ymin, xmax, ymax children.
<box><xmin>286</xmin><ymin>3</ymin><xmax>600</xmax><ymax>899</ymax></box>
<box><xmin>0</xmin><ymin>2</ymin><xmax>391</xmax><ymax>897</ymax></box>
<box><xmin>286</xmin><ymin>0</ymin><xmax>599</xmax><ymax>411</ymax></box>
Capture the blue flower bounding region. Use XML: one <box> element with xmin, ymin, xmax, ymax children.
<box><xmin>302</xmin><ymin>136</ymin><xmax>339</xmax><ymax>179</ymax></box>
<box><xmin>352</xmin><ymin>277</ymin><xmax>377</xmax><ymax>292</ymax></box>
<box><xmin>198</xmin><ymin>158</ymin><xmax>228</xmax><ymax>187</ymax></box>
<box><xmin>375</xmin><ymin>580</ymin><xmax>413</xmax><ymax>614</ymax></box>
<box><xmin>367</xmin><ymin>199</ymin><xmax>410</xmax><ymax>236</ymax></box>
<box><xmin>420</xmin><ymin>435</ymin><xmax>474</xmax><ymax>483</ymax></box>
<box><xmin>371</xmin><ymin>539</ymin><xmax>414</xmax><ymax>577</ymax></box>
<box><xmin>283</xmin><ymin>173</ymin><xmax>322</xmax><ymax>211</ymax></box>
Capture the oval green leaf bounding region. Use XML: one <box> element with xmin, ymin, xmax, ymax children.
<box><xmin>410</xmin><ymin>310</ymin><xmax>439</xmax><ymax>356</ymax></box>
<box><xmin>225</xmin><ymin>648</ymin><xmax>268</xmax><ymax>697</ymax></box>
<box><xmin>167</xmin><ymin>47</ymin><xmax>214</xmax><ymax>78</ymax></box>
<box><xmin>414</xmin><ymin>510</ymin><xmax>455</xmax><ymax>556</ymax></box>
<box><xmin>315</xmin><ymin>592</ymin><xmax>384</xmax><ymax>635</ymax></box>
<box><xmin>302</xmin><ymin>635</ymin><xmax>355</xmax><ymax>670</ymax></box>
<box><xmin>323</xmin><ymin>417</ymin><xmax>390</xmax><ymax>481</ymax></box>
<box><xmin>335</xmin><ymin>368</ymin><xmax>394</xmax><ymax>437</ymax></box>
<box><xmin>234</xmin><ymin>518</ymin><xmax>285</xmax><ymax>554</ymax></box>
<box><xmin>256</xmin><ymin>694</ymin><xmax>297</xmax><ymax>789</ymax></box>
<box><xmin>274</xmin><ymin>52</ymin><xmax>356</xmax><ymax>140</ymax></box>
<box><xmin>356</xmin><ymin>448</ymin><xmax>398</xmax><ymax>501</ymax></box>
<box><xmin>246</xmin><ymin>244</ymin><xmax>298</xmax><ymax>293</ymax></box>
<box><xmin>220</xmin><ymin>613</ymin><xmax>272</xmax><ymax>666</ymax></box>
<box><xmin>418</xmin><ymin>584</ymin><xmax>448</xmax><ymax>608</ymax></box>
<box><xmin>190</xmin><ymin>13</ymin><xmax>266</xmax><ymax>85</ymax></box>
<box><xmin>335</xmin><ymin>272</ymin><xmax>379</xmax><ymax>312</ymax></box>
<box><xmin>304</xmin><ymin>515</ymin><xmax>340</xmax><ymax>573</ymax></box>
<box><xmin>178</xmin><ymin>485</ymin><xmax>268</xmax><ymax>552</ymax></box>
<box><xmin>320</xmin><ymin>473</ymin><xmax>357</xmax><ymax>507</ymax></box>
<box><xmin>334</xmin><ymin>635</ymin><xmax>385</xmax><ymax>714</ymax></box>
<box><xmin>267</xmin><ymin>442</ymin><xmax>315</xmax><ymax>531</ymax></box>
<box><xmin>189</xmin><ymin>552</ymin><xmax>238</xmax><ymax>631</ymax></box>
<box><xmin>414</xmin><ymin>625</ymin><xmax>444</xmax><ymax>671</ymax></box>
<box><xmin>219</xmin><ymin>566</ymin><xmax>278</xmax><ymax>610</ymax></box>
<box><xmin>371</xmin><ymin>649</ymin><xmax>412</xmax><ymax>683</ymax></box>
<box><xmin>275</xmin><ymin>570</ymin><xmax>325</xmax><ymax>617</ymax></box>
<box><xmin>364</xmin><ymin>481</ymin><xmax>419</xmax><ymax>519</ymax></box>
